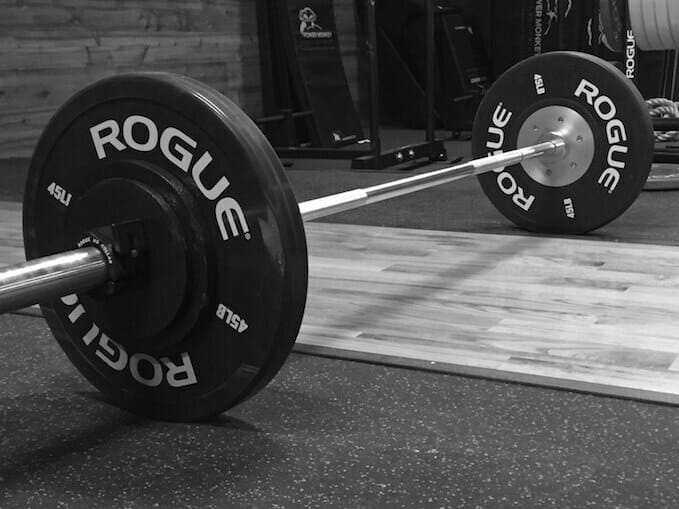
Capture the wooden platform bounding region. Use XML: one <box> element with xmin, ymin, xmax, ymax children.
<box><xmin>299</xmin><ymin>223</ymin><xmax>679</xmax><ymax>405</ymax></box>
<box><xmin>2</xmin><ymin>200</ymin><xmax>679</xmax><ymax>404</ymax></box>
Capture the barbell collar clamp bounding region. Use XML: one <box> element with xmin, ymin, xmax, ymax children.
<box><xmin>77</xmin><ymin>220</ymin><xmax>148</xmax><ymax>297</ymax></box>
<box><xmin>0</xmin><ymin>218</ymin><xmax>149</xmax><ymax>314</ymax></box>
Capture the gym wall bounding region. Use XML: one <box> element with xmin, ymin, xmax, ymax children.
<box><xmin>0</xmin><ymin>0</ymin><xmax>359</xmax><ymax>159</ymax></box>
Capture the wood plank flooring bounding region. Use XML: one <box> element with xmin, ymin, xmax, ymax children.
<box><xmin>299</xmin><ymin>223</ymin><xmax>679</xmax><ymax>405</ymax></box>
<box><xmin>2</xmin><ymin>200</ymin><xmax>679</xmax><ymax>404</ymax></box>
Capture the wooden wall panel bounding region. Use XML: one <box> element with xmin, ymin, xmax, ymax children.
<box><xmin>0</xmin><ymin>0</ymin><xmax>361</xmax><ymax>159</ymax></box>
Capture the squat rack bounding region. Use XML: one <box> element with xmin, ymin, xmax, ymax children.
<box><xmin>255</xmin><ymin>0</ymin><xmax>448</xmax><ymax>170</ymax></box>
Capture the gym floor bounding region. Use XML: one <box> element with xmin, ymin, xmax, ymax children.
<box><xmin>1</xmin><ymin>132</ymin><xmax>679</xmax><ymax>508</ymax></box>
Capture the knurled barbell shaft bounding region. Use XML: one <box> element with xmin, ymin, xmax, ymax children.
<box><xmin>0</xmin><ymin>138</ymin><xmax>565</xmax><ymax>316</ymax></box>
<box><xmin>0</xmin><ymin>247</ymin><xmax>108</xmax><ymax>315</ymax></box>
<box><xmin>299</xmin><ymin>138</ymin><xmax>566</xmax><ymax>221</ymax></box>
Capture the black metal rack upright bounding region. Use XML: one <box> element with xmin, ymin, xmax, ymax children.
<box><xmin>255</xmin><ymin>0</ymin><xmax>448</xmax><ymax>170</ymax></box>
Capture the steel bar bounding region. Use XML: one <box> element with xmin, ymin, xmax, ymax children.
<box><xmin>299</xmin><ymin>138</ymin><xmax>566</xmax><ymax>221</ymax></box>
<box><xmin>0</xmin><ymin>247</ymin><xmax>108</xmax><ymax>315</ymax></box>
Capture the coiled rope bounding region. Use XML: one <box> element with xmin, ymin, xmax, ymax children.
<box><xmin>647</xmin><ymin>98</ymin><xmax>679</xmax><ymax>142</ymax></box>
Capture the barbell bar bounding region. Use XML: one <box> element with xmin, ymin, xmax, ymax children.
<box><xmin>301</xmin><ymin>139</ymin><xmax>566</xmax><ymax>219</ymax></box>
<box><xmin>2</xmin><ymin>51</ymin><xmax>655</xmax><ymax>421</ymax></box>
<box><xmin>0</xmin><ymin>248</ymin><xmax>108</xmax><ymax>315</ymax></box>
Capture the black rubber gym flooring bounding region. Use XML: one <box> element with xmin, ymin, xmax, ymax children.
<box><xmin>1</xmin><ymin>135</ymin><xmax>679</xmax><ymax>507</ymax></box>
<box><xmin>1</xmin><ymin>314</ymin><xmax>677</xmax><ymax>508</ymax></box>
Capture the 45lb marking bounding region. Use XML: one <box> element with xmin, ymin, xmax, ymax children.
<box><xmin>216</xmin><ymin>304</ymin><xmax>249</xmax><ymax>334</ymax></box>
<box><xmin>47</xmin><ymin>182</ymin><xmax>72</xmax><ymax>207</ymax></box>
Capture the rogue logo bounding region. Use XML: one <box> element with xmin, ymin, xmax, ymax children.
<box><xmin>61</xmin><ymin>293</ymin><xmax>198</xmax><ymax>388</ymax></box>
<box><xmin>625</xmin><ymin>30</ymin><xmax>636</xmax><ymax>79</ymax></box>
<box><xmin>574</xmin><ymin>79</ymin><xmax>629</xmax><ymax>193</ymax></box>
<box><xmin>89</xmin><ymin>115</ymin><xmax>251</xmax><ymax>242</ymax></box>
<box><xmin>298</xmin><ymin>7</ymin><xmax>332</xmax><ymax>39</ymax></box>
<box><xmin>485</xmin><ymin>103</ymin><xmax>536</xmax><ymax>212</ymax></box>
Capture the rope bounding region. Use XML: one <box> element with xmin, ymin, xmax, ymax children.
<box><xmin>647</xmin><ymin>98</ymin><xmax>679</xmax><ymax>142</ymax></box>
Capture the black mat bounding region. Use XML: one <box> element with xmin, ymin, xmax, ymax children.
<box><xmin>1</xmin><ymin>313</ymin><xmax>677</xmax><ymax>508</ymax></box>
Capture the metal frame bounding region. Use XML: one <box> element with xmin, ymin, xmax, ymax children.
<box><xmin>258</xmin><ymin>0</ymin><xmax>448</xmax><ymax>170</ymax></box>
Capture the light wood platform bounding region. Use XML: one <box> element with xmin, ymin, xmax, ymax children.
<box><xmin>299</xmin><ymin>223</ymin><xmax>679</xmax><ymax>405</ymax></box>
<box><xmin>3</xmin><ymin>200</ymin><xmax>679</xmax><ymax>404</ymax></box>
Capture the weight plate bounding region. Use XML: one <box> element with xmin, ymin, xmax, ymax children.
<box><xmin>472</xmin><ymin>51</ymin><xmax>654</xmax><ymax>234</ymax></box>
<box><xmin>629</xmin><ymin>0</ymin><xmax>652</xmax><ymax>50</ymax></box>
<box><xmin>23</xmin><ymin>74</ymin><xmax>308</xmax><ymax>421</ymax></box>
<box><xmin>642</xmin><ymin>0</ymin><xmax>664</xmax><ymax>49</ymax></box>
<box><xmin>176</xmin><ymin>76</ymin><xmax>308</xmax><ymax>409</ymax></box>
<box><xmin>653</xmin><ymin>0</ymin><xmax>675</xmax><ymax>50</ymax></box>
<box><xmin>669</xmin><ymin>0</ymin><xmax>679</xmax><ymax>48</ymax></box>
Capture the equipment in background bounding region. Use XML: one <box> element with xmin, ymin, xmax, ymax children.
<box><xmin>628</xmin><ymin>0</ymin><xmax>679</xmax><ymax>51</ymax></box>
<box><xmin>648</xmin><ymin>98</ymin><xmax>679</xmax><ymax>142</ymax></box>
<box><xmin>261</xmin><ymin>0</ymin><xmax>363</xmax><ymax>149</ymax></box>
<box><xmin>255</xmin><ymin>0</ymin><xmax>447</xmax><ymax>169</ymax></box>
<box><xmin>625</xmin><ymin>1</ymin><xmax>679</xmax><ymax>190</ymax></box>
<box><xmin>490</xmin><ymin>0</ymin><xmax>625</xmax><ymax>77</ymax></box>
<box><xmin>0</xmin><ymin>51</ymin><xmax>660</xmax><ymax>421</ymax></box>
<box><xmin>376</xmin><ymin>1</ymin><xmax>490</xmax><ymax>132</ymax></box>
<box><xmin>646</xmin><ymin>95</ymin><xmax>679</xmax><ymax>190</ymax></box>
<box><xmin>472</xmin><ymin>51</ymin><xmax>652</xmax><ymax>233</ymax></box>
<box><xmin>485</xmin><ymin>0</ymin><xmax>679</xmax><ymax>189</ymax></box>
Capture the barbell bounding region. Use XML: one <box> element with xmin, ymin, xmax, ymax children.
<box><xmin>0</xmin><ymin>51</ymin><xmax>654</xmax><ymax>421</ymax></box>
